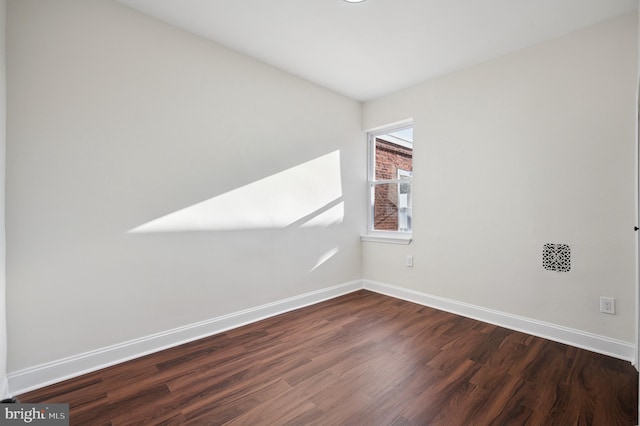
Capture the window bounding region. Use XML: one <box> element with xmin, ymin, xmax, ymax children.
<box><xmin>367</xmin><ymin>125</ymin><xmax>413</xmax><ymax>236</ymax></box>
<box><xmin>397</xmin><ymin>168</ymin><xmax>412</xmax><ymax>232</ymax></box>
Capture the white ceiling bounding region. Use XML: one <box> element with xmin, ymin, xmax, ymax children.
<box><xmin>116</xmin><ymin>0</ymin><xmax>637</xmax><ymax>101</ymax></box>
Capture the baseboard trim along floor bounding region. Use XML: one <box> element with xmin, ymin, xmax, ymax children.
<box><xmin>8</xmin><ymin>279</ymin><xmax>635</xmax><ymax>395</ymax></box>
<box><xmin>363</xmin><ymin>280</ymin><xmax>635</xmax><ymax>365</ymax></box>
<box><xmin>8</xmin><ymin>280</ymin><xmax>362</xmax><ymax>395</ymax></box>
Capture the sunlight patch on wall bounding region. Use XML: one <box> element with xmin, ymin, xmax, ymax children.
<box><xmin>310</xmin><ymin>247</ymin><xmax>339</xmax><ymax>272</ymax></box>
<box><xmin>300</xmin><ymin>201</ymin><xmax>344</xmax><ymax>228</ymax></box>
<box><xmin>129</xmin><ymin>151</ymin><xmax>343</xmax><ymax>233</ymax></box>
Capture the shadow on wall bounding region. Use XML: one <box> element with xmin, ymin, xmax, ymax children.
<box><xmin>128</xmin><ymin>150</ymin><xmax>343</xmax><ymax>233</ymax></box>
<box><xmin>127</xmin><ymin>151</ymin><xmax>343</xmax><ymax>260</ymax></box>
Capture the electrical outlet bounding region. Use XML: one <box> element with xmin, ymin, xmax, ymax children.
<box><xmin>406</xmin><ymin>255</ymin><xmax>413</xmax><ymax>267</ymax></box>
<box><xmin>599</xmin><ymin>297</ymin><xmax>615</xmax><ymax>315</ymax></box>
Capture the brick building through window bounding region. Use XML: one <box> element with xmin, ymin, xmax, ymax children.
<box><xmin>371</xmin><ymin>129</ymin><xmax>413</xmax><ymax>232</ymax></box>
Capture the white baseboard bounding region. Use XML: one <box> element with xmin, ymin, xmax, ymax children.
<box><xmin>9</xmin><ymin>279</ymin><xmax>635</xmax><ymax>396</ymax></box>
<box><xmin>8</xmin><ymin>280</ymin><xmax>362</xmax><ymax>396</ymax></box>
<box><xmin>363</xmin><ymin>279</ymin><xmax>635</xmax><ymax>364</ymax></box>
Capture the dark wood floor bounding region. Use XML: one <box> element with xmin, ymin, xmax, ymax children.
<box><xmin>19</xmin><ymin>290</ymin><xmax>638</xmax><ymax>425</ymax></box>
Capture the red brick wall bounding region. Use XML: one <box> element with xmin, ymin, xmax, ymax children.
<box><xmin>373</xmin><ymin>138</ymin><xmax>412</xmax><ymax>231</ymax></box>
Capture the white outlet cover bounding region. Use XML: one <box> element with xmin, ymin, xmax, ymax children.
<box><xmin>599</xmin><ymin>297</ymin><xmax>615</xmax><ymax>315</ymax></box>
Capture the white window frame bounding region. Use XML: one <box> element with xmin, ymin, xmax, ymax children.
<box><xmin>363</xmin><ymin>122</ymin><xmax>413</xmax><ymax>244</ymax></box>
<box><xmin>397</xmin><ymin>168</ymin><xmax>412</xmax><ymax>232</ymax></box>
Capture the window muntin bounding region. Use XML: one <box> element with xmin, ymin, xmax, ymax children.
<box><xmin>368</xmin><ymin>126</ymin><xmax>413</xmax><ymax>234</ymax></box>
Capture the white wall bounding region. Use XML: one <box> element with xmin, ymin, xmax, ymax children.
<box><xmin>6</xmin><ymin>0</ymin><xmax>364</xmax><ymax>373</ymax></box>
<box><xmin>0</xmin><ymin>0</ymin><xmax>7</xmax><ymax>399</ymax></box>
<box><xmin>6</xmin><ymin>0</ymin><xmax>637</xmax><ymax>393</ymax></box>
<box><xmin>363</xmin><ymin>13</ymin><xmax>638</xmax><ymax>343</ymax></box>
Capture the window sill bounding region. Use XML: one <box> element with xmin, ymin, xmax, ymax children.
<box><xmin>360</xmin><ymin>234</ymin><xmax>412</xmax><ymax>245</ymax></box>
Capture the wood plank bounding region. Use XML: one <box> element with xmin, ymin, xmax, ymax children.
<box><xmin>18</xmin><ymin>290</ymin><xmax>638</xmax><ymax>425</ymax></box>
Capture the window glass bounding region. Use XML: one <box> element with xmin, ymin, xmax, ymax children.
<box><xmin>369</xmin><ymin>127</ymin><xmax>413</xmax><ymax>233</ymax></box>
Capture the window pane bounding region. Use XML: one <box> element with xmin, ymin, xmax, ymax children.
<box><xmin>371</xmin><ymin>182</ymin><xmax>412</xmax><ymax>232</ymax></box>
<box><xmin>398</xmin><ymin>180</ymin><xmax>411</xmax><ymax>232</ymax></box>
<box><xmin>374</xmin><ymin>132</ymin><xmax>413</xmax><ymax>181</ymax></box>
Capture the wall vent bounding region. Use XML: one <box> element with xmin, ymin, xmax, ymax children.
<box><xmin>542</xmin><ymin>243</ymin><xmax>571</xmax><ymax>272</ymax></box>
